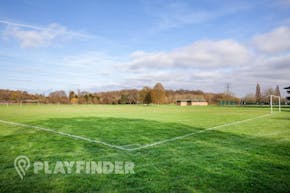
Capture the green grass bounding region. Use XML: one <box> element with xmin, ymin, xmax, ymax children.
<box><xmin>0</xmin><ymin>104</ymin><xmax>289</xmax><ymax>192</ymax></box>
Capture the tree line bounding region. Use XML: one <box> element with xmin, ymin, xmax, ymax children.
<box><xmin>0</xmin><ymin>82</ymin><xmax>286</xmax><ymax>105</ymax></box>
<box><xmin>241</xmin><ymin>83</ymin><xmax>283</xmax><ymax>104</ymax></box>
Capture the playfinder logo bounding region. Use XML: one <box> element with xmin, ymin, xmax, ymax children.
<box><xmin>14</xmin><ymin>155</ymin><xmax>135</xmax><ymax>180</ymax></box>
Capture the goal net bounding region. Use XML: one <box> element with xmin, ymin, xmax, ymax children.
<box><xmin>270</xmin><ymin>95</ymin><xmax>281</xmax><ymax>113</ymax></box>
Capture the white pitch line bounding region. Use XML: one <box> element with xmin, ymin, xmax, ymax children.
<box><xmin>0</xmin><ymin>113</ymin><xmax>272</xmax><ymax>151</ymax></box>
<box><xmin>120</xmin><ymin>143</ymin><xmax>141</xmax><ymax>148</ymax></box>
<box><xmin>125</xmin><ymin>113</ymin><xmax>273</xmax><ymax>151</ymax></box>
<box><xmin>0</xmin><ymin>119</ymin><xmax>127</xmax><ymax>151</ymax></box>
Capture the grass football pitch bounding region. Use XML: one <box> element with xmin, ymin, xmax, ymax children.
<box><xmin>0</xmin><ymin>104</ymin><xmax>289</xmax><ymax>193</ymax></box>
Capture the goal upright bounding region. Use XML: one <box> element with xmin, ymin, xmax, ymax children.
<box><xmin>270</xmin><ymin>95</ymin><xmax>281</xmax><ymax>113</ymax></box>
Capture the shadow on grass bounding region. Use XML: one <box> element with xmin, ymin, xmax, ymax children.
<box><xmin>28</xmin><ymin>117</ymin><xmax>205</xmax><ymax>146</ymax></box>
<box><xmin>0</xmin><ymin>117</ymin><xmax>289</xmax><ymax>193</ymax></box>
<box><xmin>270</xmin><ymin>117</ymin><xmax>290</xmax><ymax>120</ymax></box>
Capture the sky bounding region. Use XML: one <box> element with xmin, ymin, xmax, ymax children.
<box><xmin>0</xmin><ymin>0</ymin><xmax>290</xmax><ymax>97</ymax></box>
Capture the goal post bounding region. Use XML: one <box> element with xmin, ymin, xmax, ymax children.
<box><xmin>0</xmin><ymin>102</ymin><xmax>9</xmax><ymax>107</ymax></box>
<box><xmin>270</xmin><ymin>95</ymin><xmax>281</xmax><ymax>113</ymax></box>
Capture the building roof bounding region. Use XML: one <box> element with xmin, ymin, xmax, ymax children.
<box><xmin>177</xmin><ymin>98</ymin><xmax>207</xmax><ymax>102</ymax></box>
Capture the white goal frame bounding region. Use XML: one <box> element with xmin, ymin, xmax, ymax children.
<box><xmin>0</xmin><ymin>102</ymin><xmax>9</xmax><ymax>107</ymax></box>
<box><xmin>270</xmin><ymin>95</ymin><xmax>281</xmax><ymax>113</ymax></box>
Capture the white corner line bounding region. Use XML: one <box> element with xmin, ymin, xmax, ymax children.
<box><xmin>125</xmin><ymin>113</ymin><xmax>273</xmax><ymax>151</ymax></box>
<box><xmin>0</xmin><ymin>119</ymin><xmax>127</xmax><ymax>151</ymax></box>
<box><xmin>0</xmin><ymin>113</ymin><xmax>273</xmax><ymax>152</ymax></box>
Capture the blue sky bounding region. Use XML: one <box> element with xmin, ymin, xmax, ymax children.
<box><xmin>0</xmin><ymin>0</ymin><xmax>290</xmax><ymax>96</ymax></box>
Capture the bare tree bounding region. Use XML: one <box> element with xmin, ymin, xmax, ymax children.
<box><xmin>48</xmin><ymin>90</ymin><xmax>68</xmax><ymax>104</ymax></box>
<box><xmin>243</xmin><ymin>93</ymin><xmax>256</xmax><ymax>104</ymax></box>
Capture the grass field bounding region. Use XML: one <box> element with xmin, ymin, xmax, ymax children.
<box><xmin>0</xmin><ymin>104</ymin><xmax>289</xmax><ymax>193</ymax></box>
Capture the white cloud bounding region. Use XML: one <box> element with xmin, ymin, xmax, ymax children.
<box><xmin>252</xmin><ymin>26</ymin><xmax>290</xmax><ymax>54</ymax></box>
<box><xmin>1</xmin><ymin>20</ymin><xmax>91</xmax><ymax>48</ymax></box>
<box><xmin>118</xmin><ymin>27</ymin><xmax>289</xmax><ymax>96</ymax></box>
<box><xmin>4</xmin><ymin>24</ymin><xmax>65</xmax><ymax>48</ymax></box>
<box><xmin>121</xmin><ymin>53</ymin><xmax>290</xmax><ymax>96</ymax></box>
<box><xmin>126</xmin><ymin>40</ymin><xmax>250</xmax><ymax>70</ymax></box>
<box><xmin>1</xmin><ymin>24</ymin><xmax>289</xmax><ymax>96</ymax></box>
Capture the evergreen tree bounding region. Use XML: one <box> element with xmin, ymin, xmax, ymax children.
<box><xmin>255</xmin><ymin>83</ymin><xmax>261</xmax><ymax>104</ymax></box>
<box><xmin>284</xmin><ymin>86</ymin><xmax>290</xmax><ymax>101</ymax></box>
<box><xmin>275</xmin><ymin>85</ymin><xmax>281</xmax><ymax>96</ymax></box>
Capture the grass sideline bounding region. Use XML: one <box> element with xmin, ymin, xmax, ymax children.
<box><xmin>0</xmin><ymin>104</ymin><xmax>289</xmax><ymax>193</ymax></box>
